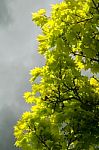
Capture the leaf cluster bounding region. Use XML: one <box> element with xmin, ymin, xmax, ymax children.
<box><xmin>14</xmin><ymin>0</ymin><xmax>99</xmax><ymax>149</ymax></box>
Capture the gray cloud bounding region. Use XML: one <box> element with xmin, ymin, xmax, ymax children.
<box><xmin>0</xmin><ymin>105</ymin><xmax>20</xmax><ymax>150</ymax></box>
<box><xmin>0</xmin><ymin>0</ymin><xmax>13</xmax><ymax>26</ymax></box>
<box><xmin>0</xmin><ymin>0</ymin><xmax>62</xmax><ymax>149</ymax></box>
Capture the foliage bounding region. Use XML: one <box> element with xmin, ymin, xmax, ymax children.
<box><xmin>14</xmin><ymin>0</ymin><xmax>99</xmax><ymax>149</ymax></box>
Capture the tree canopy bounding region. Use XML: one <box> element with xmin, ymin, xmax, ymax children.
<box><xmin>14</xmin><ymin>0</ymin><xmax>99</xmax><ymax>149</ymax></box>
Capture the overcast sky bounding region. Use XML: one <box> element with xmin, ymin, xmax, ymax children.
<box><xmin>0</xmin><ymin>0</ymin><xmax>62</xmax><ymax>149</ymax></box>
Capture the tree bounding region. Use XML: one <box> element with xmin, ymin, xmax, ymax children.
<box><xmin>14</xmin><ymin>0</ymin><xmax>99</xmax><ymax>149</ymax></box>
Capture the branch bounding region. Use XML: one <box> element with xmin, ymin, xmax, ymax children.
<box><xmin>93</xmin><ymin>76</ymin><xmax>99</xmax><ymax>82</ymax></box>
<box><xmin>61</xmin><ymin>17</ymin><xmax>93</xmax><ymax>26</ymax></box>
<box><xmin>76</xmin><ymin>17</ymin><xmax>93</xmax><ymax>24</ymax></box>
<box><xmin>90</xmin><ymin>57</ymin><xmax>99</xmax><ymax>63</ymax></box>
<box><xmin>28</xmin><ymin>125</ymin><xmax>50</xmax><ymax>150</ymax></box>
<box><xmin>58</xmin><ymin>96</ymin><xmax>80</xmax><ymax>102</ymax></box>
<box><xmin>72</xmin><ymin>51</ymin><xmax>99</xmax><ymax>63</ymax></box>
<box><xmin>72</xmin><ymin>78</ymin><xmax>83</xmax><ymax>103</ymax></box>
<box><xmin>58</xmin><ymin>60</ymin><xmax>62</xmax><ymax>101</ymax></box>
<box><xmin>92</xmin><ymin>0</ymin><xmax>99</xmax><ymax>13</ymax></box>
<box><xmin>62</xmin><ymin>82</ymin><xmax>83</xmax><ymax>104</ymax></box>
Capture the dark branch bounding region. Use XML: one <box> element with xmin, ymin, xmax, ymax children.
<box><xmin>63</xmin><ymin>82</ymin><xmax>83</xmax><ymax>104</ymax></box>
<box><xmin>92</xmin><ymin>0</ymin><xmax>99</xmax><ymax>13</ymax></box>
<box><xmin>76</xmin><ymin>17</ymin><xmax>93</xmax><ymax>24</ymax></box>
<box><xmin>28</xmin><ymin>125</ymin><xmax>50</xmax><ymax>150</ymax></box>
<box><xmin>72</xmin><ymin>51</ymin><xmax>99</xmax><ymax>63</ymax></box>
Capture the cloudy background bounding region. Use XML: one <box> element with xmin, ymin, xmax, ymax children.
<box><xmin>0</xmin><ymin>0</ymin><xmax>62</xmax><ymax>149</ymax></box>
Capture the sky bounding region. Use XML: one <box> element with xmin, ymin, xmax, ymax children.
<box><xmin>0</xmin><ymin>0</ymin><xmax>61</xmax><ymax>149</ymax></box>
